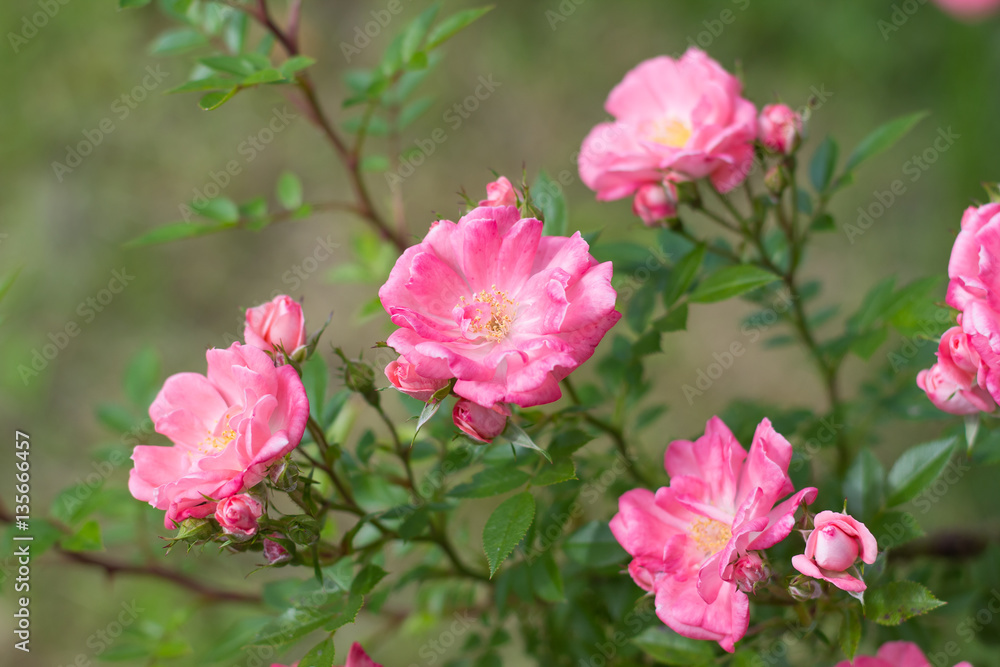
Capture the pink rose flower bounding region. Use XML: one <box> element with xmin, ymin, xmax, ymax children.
<box><xmin>245</xmin><ymin>295</ymin><xmax>307</xmax><ymax>356</ymax></box>
<box><xmin>378</xmin><ymin>205</ymin><xmax>621</xmax><ymax>409</ymax></box>
<box><xmin>731</xmin><ymin>552</ymin><xmax>770</xmax><ymax>594</ymax></box>
<box><xmin>917</xmin><ymin>326</ymin><xmax>995</xmax><ymax>415</ymax></box>
<box><xmin>384</xmin><ymin>359</ymin><xmax>451</xmax><ymax>402</ymax></box>
<box><xmin>632</xmin><ymin>181</ymin><xmax>678</xmax><ymax>226</ymax></box>
<box><xmin>214</xmin><ymin>494</ymin><xmax>263</xmax><ymax>539</ymax></box>
<box><xmin>128</xmin><ymin>342</ymin><xmax>310</xmax><ymax>528</ymax></box>
<box><xmin>791</xmin><ymin>511</ymin><xmax>877</xmax><ymax>592</ymax></box>
<box><xmin>479</xmin><ymin>176</ymin><xmax>517</xmax><ymax>207</ymax></box>
<box><xmin>833</xmin><ymin>640</ymin><xmax>973</xmax><ymax>667</ymax></box>
<box><xmin>270</xmin><ymin>642</ymin><xmax>382</xmax><ymax>667</ymax></box>
<box><xmin>758</xmin><ymin>104</ymin><xmax>802</xmax><ymax>155</ymax></box>
<box><xmin>579</xmin><ymin>48</ymin><xmax>757</xmax><ymax>203</ymax></box>
<box><xmin>933</xmin><ymin>0</ymin><xmax>1000</xmax><ymax>19</ymax></box>
<box><xmin>453</xmin><ymin>399</ymin><xmax>510</xmax><ymax>443</ymax></box>
<box><xmin>263</xmin><ymin>533</ymin><xmax>292</xmax><ymax>564</ymax></box>
<box><xmin>610</xmin><ymin>417</ymin><xmax>817</xmax><ymax>653</ymax></box>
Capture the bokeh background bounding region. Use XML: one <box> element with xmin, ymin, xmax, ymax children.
<box><xmin>2</xmin><ymin>0</ymin><xmax>1000</xmax><ymax>665</ymax></box>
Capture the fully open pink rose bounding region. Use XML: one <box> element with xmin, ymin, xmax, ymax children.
<box><xmin>917</xmin><ymin>326</ymin><xmax>995</xmax><ymax>415</ymax></box>
<box><xmin>833</xmin><ymin>640</ymin><xmax>973</xmax><ymax>667</ymax></box>
<box><xmin>129</xmin><ymin>342</ymin><xmax>310</xmax><ymax>528</ymax></box>
<box><xmin>385</xmin><ymin>359</ymin><xmax>451</xmax><ymax>402</ymax></box>
<box><xmin>610</xmin><ymin>417</ymin><xmax>817</xmax><ymax>652</ymax></box>
<box><xmin>792</xmin><ymin>511</ymin><xmax>876</xmax><ymax>592</ymax></box>
<box><xmin>453</xmin><ymin>399</ymin><xmax>509</xmax><ymax>443</ymax></box>
<box><xmin>379</xmin><ymin>205</ymin><xmax>620</xmax><ymax>409</ymax></box>
<box><xmin>270</xmin><ymin>642</ymin><xmax>382</xmax><ymax>667</ymax></box>
<box><xmin>479</xmin><ymin>176</ymin><xmax>517</xmax><ymax>207</ymax></box>
<box><xmin>933</xmin><ymin>0</ymin><xmax>1000</xmax><ymax>19</ymax></box>
<box><xmin>632</xmin><ymin>181</ymin><xmax>678</xmax><ymax>225</ymax></box>
<box><xmin>215</xmin><ymin>494</ymin><xmax>263</xmax><ymax>539</ymax></box>
<box><xmin>245</xmin><ymin>295</ymin><xmax>307</xmax><ymax>356</ymax></box>
<box><xmin>579</xmin><ymin>47</ymin><xmax>757</xmax><ymax>205</ymax></box>
<box><xmin>758</xmin><ymin>104</ymin><xmax>802</xmax><ymax>155</ymax></box>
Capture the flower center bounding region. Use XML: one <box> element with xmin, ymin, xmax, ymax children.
<box><xmin>198</xmin><ymin>427</ymin><xmax>236</xmax><ymax>455</ymax></box>
<box><xmin>457</xmin><ymin>286</ymin><xmax>517</xmax><ymax>342</ymax></box>
<box><xmin>688</xmin><ymin>516</ymin><xmax>732</xmax><ymax>556</ymax></box>
<box><xmin>649</xmin><ymin>117</ymin><xmax>692</xmax><ymax>148</ymax></box>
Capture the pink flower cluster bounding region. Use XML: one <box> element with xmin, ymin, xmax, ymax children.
<box><xmin>578</xmin><ymin>48</ymin><xmax>802</xmax><ymax>226</ymax></box>
<box><xmin>610</xmin><ymin>417</ymin><xmax>817</xmax><ymax>652</ymax></box>
<box><xmin>918</xmin><ymin>203</ymin><xmax>1000</xmax><ymax>414</ymax></box>
<box><xmin>380</xmin><ymin>180</ymin><xmax>621</xmax><ymax>443</ymax></box>
<box><xmin>128</xmin><ymin>296</ymin><xmax>311</xmax><ymax>532</ymax></box>
<box><xmin>834</xmin><ymin>640</ymin><xmax>972</xmax><ymax>667</ymax></box>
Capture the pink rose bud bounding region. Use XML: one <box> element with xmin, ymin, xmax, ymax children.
<box><xmin>384</xmin><ymin>359</ymin><xmax>451</xmax><ymax>402</ymax></box>
<box><xmin>479</xmin><ymin>176</ymin><xmax>517</xmax><ymax>207</ymax></box>
<box><xmin>791</xmin><ymin>511</ymin><xmax>877</xmax><ymax>592</ymax></box>
<box><xmin>917</xmin><ymin>360</ymin><xmax>995</xmax><ymax>415</ymax></box>
<box><xmin>215</xmin><ymin>494</ymin><xmax>264</xmax><ymax>540</ymax></box>
<box><xmin>732</xmin><ymin>552</ymin><xmax>770</xmax><ymax>593</ymax></box>
<box><xmin>940</xmin><ymin>326</ymin><xmax>981</xmax><ymax>375</ymax></box>
<box><xmin>632</xmin><ymin>181</ymin><xmax>678</xmax><ymax>226</ymax></box>
<box><xmin>758</xmin><ymin>104</ymin><xmax>803</xmax><ymax>155</ymax></box>
<box><xmin>452</xmin><ymin>399</ymin><xmax>510</xmax><ymax>443</ymax></box>
<box><xmin>245</xmin><ymin>295</ymin><xmax>307</xmax><ymax>356</ymax></box>
<box><xmin>263</xmin><ymin>533</ymin><xmax>292</xmax><ymax>565</ymax></box>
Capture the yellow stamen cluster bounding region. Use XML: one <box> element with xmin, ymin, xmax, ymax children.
<box><xmin>458</xmin><ymin>285</ymin><xmax>517</xmax><ymax>342</ymax></box>
<box><xmin>650</xmin><ymin>116</ymin><xmax>692</xmax><ymax>148</ymax></box>
<box><xmin>197</xmin><ymin>427</ymin><xmax>236</xmax><ymax>455</ymax></box>
<box><xmin>688</xmin><ymin>516</ymin><xmax>732</xmax><ymax>556</ymax></box>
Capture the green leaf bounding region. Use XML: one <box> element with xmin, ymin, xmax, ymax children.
<box><xmin>483</xmin><ymin>492</ymin><xmax>535</xmax><ymax>577</ymax></box>
<box><xmin>843</xmin><ymin>111</ymin><xmax>929</xmax><ymax>174</ymax></box>
<box><xmin>119</xmin><ymin>0</ymin><xmax>152</xmax><ymax>8</ymax></box>
<box><xmin>199</xmin><ymin>87</ymin><xmax>239</xmax><ymax>111</ymax></box>
<box><xmin>276</xmin><ymin>171</ymin><xmax>303</xmax><ymax>210</ymax></box>
<box><xmin>811</xmin><ymin>213</ymin><xmax>836</xmax><ymax>232</ymax></box>
<box><xmin>839</xmin><ymin>608</ymin><xmax>862</xmax><ymax>660</ymax></box>
<box><xmin>689</xmin><ymin>265</ymin><xmax>781</xmax><ymax>303</ymax></box>
<box><xmin>425</xmin><ymin>6</ymin><xmax>494</xmax><ymax>50</ymax></box>
<box><xmin>843</xmin><ymin>449</ymin><xmax>885</xmax><ymax>520</ymax></box>
<box><xmin>849</xmin><ymin>327</ymin><xmax>888</xmax><ymax>360</ymax></box>
<box><xmin>125</xmin><ymin>220</ymin><xmax>237</xmax><ymax>248</ymax></box>
<box><xmin>528</xmin><ymin>551</ymin><xmax>565</xmax><ymax>602</ymax></box>
<box><xmin>360</xmin><ymin>155</ymin><xmax>391</xmax><ymax>172</ymax></box>
<box><xmin>193</xmin><ymin>197</ymin><xmax>240</xmax><ymax>222</ymax></box>
<box><xmin>664</xmin><ymin>244</ymin><xmax>706</xmax><ymax>307</ymax></box>
<box><xmin>251</xmin><ymin>595</ymin><xmax>362</xmax><ymax>648</ymax></box>
<box><xmin>532</xmin><ymin>171</ymin><xmax>568</xmax><ymax>237</ymax></box>
<box><xmin>124</xmin><ymin>346</ymin><xmax>160</xmax><ymax>408</ymax></box>
<box><xmin>0</xmin><ymin>267</ymin><xmax>21</xmax><ymax>304</ymax></box>
<box><xmin>865</xmin><ymin>581</ymin><xmax>945</xmax><ymax>626</ymax></box>
<box><xmin>631</xmin><ymin>627</ymin><xmax>715</xmax><ymax>666</ymax></box>
<box><xmin>199</xmin><ymin>55</ymin><xmax>257</xmax><ymax>76</ymax></box>
<box><xmin>563</xmin><ymin>521</ymin><xmax>627</xmax><ymax>568</ymax></box>
<box><xmin>886</xmin><ymin>437</ymin><xmax>956</xmax><ymax>507</ymax></box>
<box><xmin>809</xmin><ymin>136</ymin><xmax>838</xmax><ymax>192</ymax></box>
<box><xmin>281</xmin><ymin>56</ymin><xmax>316</xmax><ymax>78</ymax></box>
<box><xmin>349</xmin><ymin>564</ymin><xmax>388</xmax><ymax>597</ymax></box>
<box><xmin>299</xmin><ymin>637</ymin><xmax>336</xmax><ymax>667</ymax></box>
<box><xmin>655</xmin><ymin>304</ymin><xmax>688</xmax><ymax>333</ymax></box>
<box><xmin>402</xmin><ymin>4</ymin><xmax>440</xmax><ymax>63</ymax></box>
<box><xmin>150</xmin><ymin>28</ymin><xmax>207</xmax><ymax>55</ymax></box>
<box><xmin>168</xmin><ymin>75</ymin><xmax>234</xmax><ymax>94</ymax></box>
<box><xmin>398</xmin><ymin>96</ymin><xmax>434</xmax><ymax>129</ymax></box>
<box><xmin>867</xmin><ymin>510</ymin><xmax>924</xmax><ymax>550</ymax></box>
<box><xmin>450</xmin><ymin>467</ymin><xmax>531</xmax><ymax>498</ymax></box>
<box><xmin>531</xmin><ymin>459</ymin><xmax>576</xmax><ymax>487</ymax></box>
<box><xmin>61</xmin><ymin>520</ymin><xmax>104</xmax><ymax>552</ymax></box>
<box><xmin>848</xmin><ymin>277</ymin><xmax>896</xmax><ymax>332</ymax></box>
<box><xmin>242</xmin><ymin>68</ymin><xmax>286</xmax><ymax>85</ymax></box>
<box><xmin>501</xmin><ymin>422</ymin><xmax>551</xmax><ymax>462</ymax></box>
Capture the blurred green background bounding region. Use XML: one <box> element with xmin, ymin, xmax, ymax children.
<box><xmin>1</xmin><ymin>0</ymin><xmax>1000</xmax><ymax>665</ymax></box>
